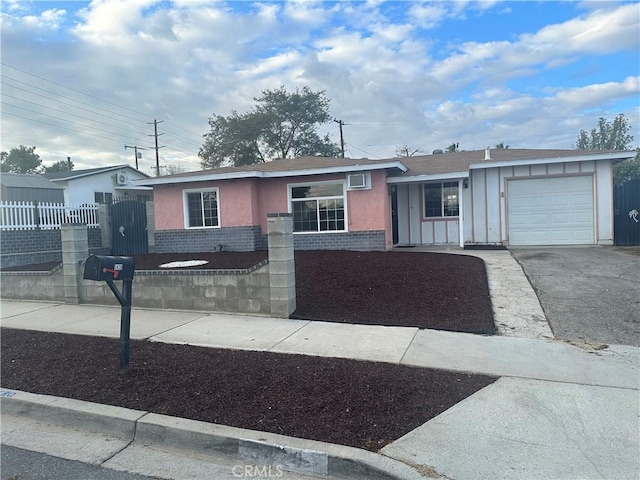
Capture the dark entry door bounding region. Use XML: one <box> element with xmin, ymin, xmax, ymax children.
<box><xmin>614</xmin><ymin>179</ymin><xmax>640</xmax><ymax>246</ymax></box>
<box><xmin>110</xmin><ymin>200</ymin><xmax>148</xmax><ymax>255</ymax></box>
<box><xmin>390</xmin><ymin>185</ymin><xmax>399</xmax><ymax>245</ymax></box>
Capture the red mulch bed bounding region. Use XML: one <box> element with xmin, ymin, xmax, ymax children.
<box><xmin>1</xmin><ymin>250</ymin><xmax>494</xmax><ymax>333</ymax></box>
<box><xmin>1</xmin><ymin>328</ymin><xmax>497</xmax><ymax>451</ymax></box>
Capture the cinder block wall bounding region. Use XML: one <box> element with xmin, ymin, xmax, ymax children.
<box><xmin>0</xmin><ymin>227</ymin><xmax>104</xmax><ymax>269</ymax></box>
<box><xmin>80</xmin><ymin>264</ymin><xmax>271</xmax><ymax>313</ymax></box>
<box><xmin>0</xmin><ymin>267</ymin><xmax>64</xmax><ymax>300</ymax></box>
<box><xmin>155</xmin><ymin>226</ymin><xmax>267</xmax><ymax>253</ymax></box>
<box><xmin>292</xmin><ymin>230</ymin><xmax>386</xmax><ymax>251</ymax></box>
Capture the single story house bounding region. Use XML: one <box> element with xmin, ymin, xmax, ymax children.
<box><xmin>44</xmin><ymin>165</ymin><xmax>153</xmax><ymax>205</ymax></box>
<box><xmin>0</xmin><ymin>173</ymin><xmax>65</xmax><ymax>203</ymax></box>
<box><xmin>135</xmin><ymin>148</ymin><xmax>635</xmax><ymax>251</ymax></box>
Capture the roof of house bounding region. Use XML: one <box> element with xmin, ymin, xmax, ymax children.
<box><xmin>135</xmin><ymin>149</ymin><xmax>635</xmax><ymax>187</ymax></box>
<box><xmin>0</xmin><ymin>173</ymin><xmax>64</xmax><ymax>190</ymax></box>
<box><xmin>136</xmin><ymin>156</ymin><xmax>407</xmax><ymax>186</ymax></box>
<box><xmin>387</xmin><ymin>148</ymin><xmax>634</xmax><ymax>181</ymax></box>
<box><xmin>44</xmin><ymin>164</ymin><xmax>150</xmax><ymax>181</ymax></box>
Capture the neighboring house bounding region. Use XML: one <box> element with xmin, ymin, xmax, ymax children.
<box><xmin>135</xmin><ymin>148</ymin><xmax>635</xmax><ymax>252</ymax></box>
<box><xmin>0</xmin><ymin>173</ymin><xmax>65</xmax><ymax>203</ymax></box>
<box><xmin>44</xmin><ymin>165</ymin><xmax>152</xmax><ymax>205</ymax></box>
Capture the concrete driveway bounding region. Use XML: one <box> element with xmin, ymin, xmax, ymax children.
<box><xmin>511</xmin><ymin>246</ymin><xmax>640</xmax><ymax>347</ymax></box>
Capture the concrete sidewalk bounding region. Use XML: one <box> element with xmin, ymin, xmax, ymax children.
<box><xmin>1</xmin><ymin>299</ymin><xmax>639</xmax><ymax>479</ymax></box>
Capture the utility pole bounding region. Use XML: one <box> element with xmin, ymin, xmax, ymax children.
<box><xmin>333</xmin><ymin>119</ymin><xmax>346</xmax><ymax>158</ymax></box>
<box><xmin>147</xmin><ymin>119</ymin><xmax>165</xmax><ymax>177</ymax></box>
<box><xmin>124</xmin><ymin>145</ymin><xmax>146</xmax><ymax>170</ymax></box>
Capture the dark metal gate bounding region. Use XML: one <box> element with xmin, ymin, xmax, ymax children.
<box><xmin>110</xmin><ymin>200</ymin><xmax>149</xmax><ymax>255</ymax></box>
<box><xmin>614</xmin><ymin>179</ymin><xmax>640</xmax><ymax>246</ymax></box>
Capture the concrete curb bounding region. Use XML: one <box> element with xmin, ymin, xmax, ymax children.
<box><xmin>1</xmin><ymin>388</ymin><xmax>430</xmax><ymax>480</ymax></box>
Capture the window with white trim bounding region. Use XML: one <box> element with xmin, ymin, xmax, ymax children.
<box><xmin>423</xmin><ymin>181</ymin><xmax>459</xmax><ymax>218</ymax></box>
<box><xmin>184</xmin><ymin>189</ymin><xmax>219</xmax><ymax>228</ymax></box>
<box><xmin>290</xmin><ymin>182</ymin><xmax>346</xmax><ymax>232</ymax></box>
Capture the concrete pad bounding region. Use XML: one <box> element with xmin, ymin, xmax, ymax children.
<box><xmin>0</xmin><ymin>302</ymin><xmax>206</xmax><ymax>339</ymax></box>
<box><xmin>1</xmin><ymin>414</ymin><xmax>133</xmax><ymax>465</ymax></box>
<box><xmin>272</xmin><ymin>321</ymin><xmax>418</xmax><ymax>363</ymax></box>
<box><xmin>401</xmin><ymin>329</ymin><xmax>640</xmax><ymax>389</ymax></box>
<box><xmin>443</xmin><ymin>249</ymin><xmax>554</xmax><ymax>339</ymax></box>
<box><xmin>150</xmin><ymin>313</ymin><xmax>310</xmax><ymax>350</ymax></box>
<box><xmin>104</xmin><ymin>443</ymin><xmax>255</xmax><ymax>480</ymax></box>
<box><xmin>0</xmin><ymin>300</ymin><xmax>61</xmax><ymax>319</ymax></box>
<box><xmin>382</xmin><ymin>377</ymin><xmax>640</xmax><ymax>480</ymax></box>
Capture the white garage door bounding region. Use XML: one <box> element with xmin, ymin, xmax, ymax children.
<box><xmin>507</xmin><ymin>176</ymin><xmax>594</xmax><ymax>246</ymax></box>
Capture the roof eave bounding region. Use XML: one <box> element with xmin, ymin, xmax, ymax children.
<box><xmin>135</xmin><ymin>161</ymin><xmax>408</xmax><ymax>186</ymax></box>
<box><xmin>469</xmin><ymin>151</ymin><xmax>636</xmax><ymax>170</ymax></box>
<box><xmin>262</xmin><ymin>161</ymin><xmax>407</xmax><ymax>178</ymax></box>
<box><xmin>387</xmin><ymin>172</ymin><xmax>468</xmax><ymax>184</ymax></box>
<box><xmin>134</xmin><ymin>171</ymin><xmax>262</xmax><ymax>186</ymax></box>
<box><xmin>49</xmin><ymin>165</ymin><xmax>150</xmax><ymax>182</ymax></box>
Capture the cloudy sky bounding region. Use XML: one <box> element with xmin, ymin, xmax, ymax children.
<box><xmin>1</xmin><ymin>0</ymin><xmax>638</xmax><ymax>174</ymax></box>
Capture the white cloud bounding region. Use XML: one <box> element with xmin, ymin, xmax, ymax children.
<box><xmin>0</xmin><ymin>0</ymin><xmax>637</xmax><ymax>171</ymax></box>
<box><xmin>408</xmin><ymin>3</ymin><xmax>449</xmax><ymax>29</ymax></box>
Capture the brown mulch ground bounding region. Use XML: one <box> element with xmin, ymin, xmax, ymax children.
<box><xmin>1</xmin><ymin>328</ymin><xmax>497</xmax><ymax>451</ymax></box>
<box><xmin>1</xmin><ymin>250</ymin><xmax>494</xmax><ymax>333</ymax></box>
<box><xmin>293</xmin><ymin>251</ymin><xmax>494</xmax><ymax>333</ymax></box>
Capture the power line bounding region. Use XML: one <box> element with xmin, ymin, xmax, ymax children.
<box><xmin>1</xmin><ymin>93</ymin><xmax>148</xmax><ymax>139</ymax></box>
<box><xmin>1</xmin><ymin>63</ymin><xmax>149</xmax><ymax>120</ymax></box>
<box><xmin>1</xmin><ymin>64</ymin><xmax>203</xmax><ymax>153</ymax></box>
<box><xmin>2</xmin><ymin>111</ymin><xmax>138</xmax><ymax>145</ymax></box>
<box><xmin>1</xmin><ymin>74</ymin><xmax>148</xmax><ymax>125</ymax></box>
<box><xmin>1</xmin><ymin>103</ymin><xmax>143</xmax><ymax>142</ymax></box>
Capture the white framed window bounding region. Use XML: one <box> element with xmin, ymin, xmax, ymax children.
<box><xmin>289</xmin><ymin>180</ymin><xmax>346</xmax><ymax>233</ymax></box>
<box><xmin>94</xmin><ymin>191</ymin><xmax>113</xmax><ymax>204</ymax></box>
<box><xmin>183</xmin><ymin>188</ymin><xmax>220</xmax><ymax>228</ymax></box>
<box><xmin>423</xmin><ymin>181</ymin><xmax>459</xmax><ymax>218</ymax></box>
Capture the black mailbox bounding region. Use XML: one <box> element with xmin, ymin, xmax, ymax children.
<box><xmin>84</xmin><ymin>255</ymin><xmax>135</xmax><ymax>281</ymax></box>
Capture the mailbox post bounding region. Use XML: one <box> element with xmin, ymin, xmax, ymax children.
<box><xmin>83</xmin><ymin>255</ymin><xmax>135</xmax><ymax>371</ymax></box>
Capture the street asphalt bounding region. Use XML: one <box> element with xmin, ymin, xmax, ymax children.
<box><xmin>511</xmin><ymin>246</ymin><xmax>640</xmax><ymax>347</ymax></box>
<box><xmin>1</xmin><ymin>247</ymin><xmax>639</xmax><ymax>479</ymax></box>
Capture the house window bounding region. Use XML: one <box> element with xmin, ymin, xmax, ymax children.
<box><xmin>94</xmin><ymin>192</ymin><xmax>113</xmax><ymax>204</ymax></box>
<box><xmin>290</xmin><ymin>182</ymin><xmax>345</xmax><ymax>232</ymax></box>
<box><xmin>184</xmin><ymin>189</ymin><xmax>219</xmax><ymax>228</ymax></box>
<box><xmin>423</xmin><ymin>182</ymin><xmax>459</xmax><ymax>218</ymax></box>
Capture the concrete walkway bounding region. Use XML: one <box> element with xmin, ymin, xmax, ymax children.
<box><xmin>1</xmin><ymin>299</ymin><xmax>639</xmax><ymax>479</ymax></box>
<box><xmin>394</xmin><ymin>246</ymin><xmax>554</xmax><ymax>339</ymax></box>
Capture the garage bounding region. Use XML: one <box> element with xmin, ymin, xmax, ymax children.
<box><xmin>507</xmin><ymin>176</ymin><xmax>594</xmax><ymax>246</ymax></box>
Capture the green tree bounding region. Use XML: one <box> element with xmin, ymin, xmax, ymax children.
<box><xmin>44</xmin><ymin>159</ymin><xmax>74</xmax><ymax>173</ymax></box>
<box><xmin>575</xmin><ymin>114</ymin><xmax>633</xmax><ymax>150</ymax></box>
<box><xmin>0</xmin><ymin>145</ymin><xmax>43</xmax><ymax>174</ymax></box>
<box><xmin>613</xmin><ymin>148</ymin><xmax>640</xmax><ymax>184</ymax></box>
<box><xmin>495</xmin><ymin>142</ymin><xmax>509</xmax><ymax>149</ymax></box>
<box><xmin>574</xmin><ymin>114</ymin><xmax>637</xmax><ymax>184</ymax></box>
<box><xmin>199</xmin><ymin>86</ymin><xmax>341</xmax><ymax>168</ymax></box>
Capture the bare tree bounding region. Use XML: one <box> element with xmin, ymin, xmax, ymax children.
<box><xmin>394</xmin><ymin>145</ymin><xmax>424</xmax><ymax>157</ymax></box>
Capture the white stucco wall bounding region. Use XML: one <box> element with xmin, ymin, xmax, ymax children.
<box><xmin>62</xmin><ymin>169</ymin><xmax>150</xmax><ymax>205</ymax></box>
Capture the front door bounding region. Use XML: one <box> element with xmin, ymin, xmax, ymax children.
<box><xmin>391</xmin><ymin>185</ymin><xmax>399</xmax><ymax>244</ymax></box>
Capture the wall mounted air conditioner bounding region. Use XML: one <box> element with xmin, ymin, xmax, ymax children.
<box><xmin>347</xmin><ymin>172</ymin><xmax>371</xmax><ymax>190</ymax></box>
<box><xmin>114</xmin><ymin>173</ymin><xmax>127</xmax><ymax>186</ymax></box>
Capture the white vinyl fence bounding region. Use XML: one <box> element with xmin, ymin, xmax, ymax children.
<box><xmin>0</xmin><ymin>201</ymin><xmax>99</xmax><ymax>230</ymax></box>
